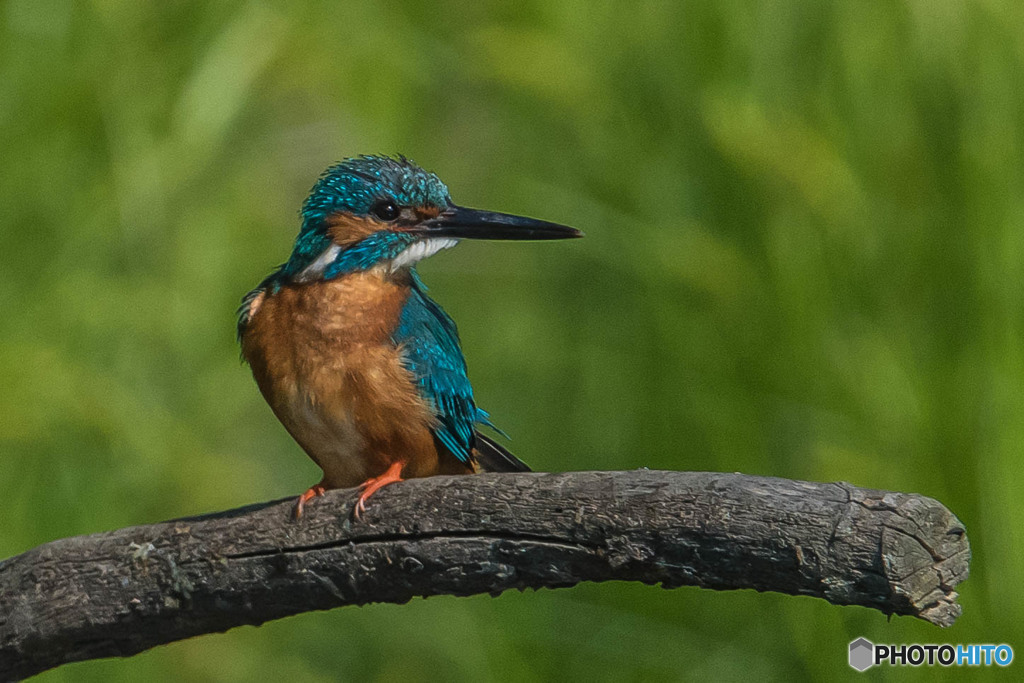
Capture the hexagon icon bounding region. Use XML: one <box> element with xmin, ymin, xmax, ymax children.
<box><xmin>849</xmin><ymin>638</ymin><xmax>874</xmax><ymax>671</ymax></box>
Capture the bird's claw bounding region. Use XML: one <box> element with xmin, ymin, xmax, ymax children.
<box><xmin>293</xmin><ymin>483</ymin><xmax>326</xmax><ymax>520</ymax></box>
<box><xmin>352</xmin><ymin>461</ymin><xmax>406</xmax><ymax>521</ymax></box>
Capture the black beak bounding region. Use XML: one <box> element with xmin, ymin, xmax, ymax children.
<box><xmin>413</xmin><ymin>205</ymin><xmax>583</xmax><ymax>240</ymax></box>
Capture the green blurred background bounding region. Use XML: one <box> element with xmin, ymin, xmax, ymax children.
<box><xmin>2</xmin><ymin>0</ymin><xmax>1022</xmax><ymax>680</ymax></box>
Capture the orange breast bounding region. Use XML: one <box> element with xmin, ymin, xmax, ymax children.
<box><xmin>240</xmin><ymin>269</ymin><xmax>470</xmax><ymax>488</ymax></box>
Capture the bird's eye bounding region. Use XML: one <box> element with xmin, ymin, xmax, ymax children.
<box><xmin>371</xmin><ymin>201</ymin><xmax>400</xmax><ymax>221</ymax></box>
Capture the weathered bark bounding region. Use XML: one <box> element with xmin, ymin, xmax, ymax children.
<box><xmin>0</xmin><ymin>470</ymin><xmax>969</xmax><ymax>681</ymax></box>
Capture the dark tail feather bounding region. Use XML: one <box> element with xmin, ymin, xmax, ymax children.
<box><xmin>474</xmin><ymin>432</ymin><xmax>531</xmax><ymax>473</ymax></box>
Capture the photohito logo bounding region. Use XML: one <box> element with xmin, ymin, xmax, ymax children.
<box><xmin>849</xmin><ymin>638</ymin><xmax>1014</xmax><ymax>671</ymax></box>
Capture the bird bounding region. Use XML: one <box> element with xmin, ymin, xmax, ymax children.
<box><xmin>238</xmin><ymin>155</ymin><xmax>582</xmax><ymax>519</ymax></box>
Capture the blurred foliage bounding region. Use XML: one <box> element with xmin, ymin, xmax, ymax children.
<box><xmin>2</xmin><ymin>0</ymin><xmax>1023</xmax><ymax>680</ymax></box>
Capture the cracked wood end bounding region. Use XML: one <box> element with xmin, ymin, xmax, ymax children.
<box><xmin>0</xmin><ymin>470</ymin><xmax>970</xmax><ymax>680</ymax></box>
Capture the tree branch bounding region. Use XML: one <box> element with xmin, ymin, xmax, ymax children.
<box><xmin>0</xmin><ymin>471</ymin><xmax>969</xmax><ymax>680</ymax></box>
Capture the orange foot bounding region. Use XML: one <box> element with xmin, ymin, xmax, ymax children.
<box><xmin>355</xmin><ymin>461</ymin><xmax>406</xmax><ymax>520</ymax></box>
<box><xmin>293</xmin><ymin>480</ymin><xmax>326</xmax><ymax>520</ymax></box>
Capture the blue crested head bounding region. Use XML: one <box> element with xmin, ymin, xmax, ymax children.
<box><xmin>280</xmin><ymin>155</ymin><xmax>450</xmax><ymax>279</ymax></box>
<box><xmin>301</xmin><ymin>155</ymin><xmax>451</xmax><ymax>228</ymax></box>
<box><xmin>270</xmin><ymin>154</ymin><xmax>582</xmax><ymax>284</ymax></box>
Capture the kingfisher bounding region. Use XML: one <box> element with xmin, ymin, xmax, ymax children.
<box><xmin>238</xmin><ymin>155</ymin><xmax>581</xmax><ymax>518</ymax></box>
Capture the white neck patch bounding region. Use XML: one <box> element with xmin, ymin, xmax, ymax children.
<box><xmin>389</xmin><ymin>238</ymin><xmax>459</xmax><ymax>272</ymax></box>
<box><xmin>294</xmin><ymin>243</ymin><xmax>342</xmax><ymax>283</ymax></box>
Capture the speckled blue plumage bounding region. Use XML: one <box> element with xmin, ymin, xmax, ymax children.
<box><xmin>323</xmin><ymin>231</ymin><xmax>412</xmax><ymax>277</ymax></box>
<box><xmin>303</xmin><ymin>155</ymin><xmax>450</xmax><ymax>221</ymax></box>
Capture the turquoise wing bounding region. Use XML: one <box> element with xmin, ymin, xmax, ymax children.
<box><xmin>392</xmin><ymin>280</ymin><xmax>491</xmax><ymax>463</ymax></box>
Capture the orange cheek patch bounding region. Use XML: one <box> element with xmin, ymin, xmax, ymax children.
<box><xmin>325</xmin><ymin>205</ymin><xmax>443</xmax><ymax>241</ymax></box>
<box><xmin>325</xmin><ymin>212</ymin><xmax>383</xmax><ymax>247</ymax></box>
<box><xmin>416</xmin><ymin>205</ymin><xmax>442</xmax><ymax>220</ymax></box>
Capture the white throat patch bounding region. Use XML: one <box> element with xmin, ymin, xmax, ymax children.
<box><xmin>390</xmin><ymin>238</ymin><xmax>459</xmax><ymax>272</ymax></box>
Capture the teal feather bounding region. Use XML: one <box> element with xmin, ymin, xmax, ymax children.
<box><xmin>392</xmin><ymin>275</ymin><xmax>491</xmax><ymax>463</ymax></box>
